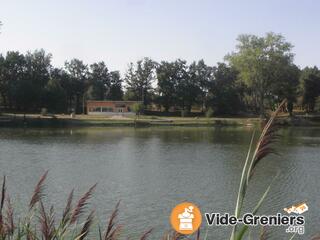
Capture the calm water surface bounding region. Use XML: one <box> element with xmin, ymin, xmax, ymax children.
<box><xmin>0</xmin><ymin>126</ymin><xmax>319</xmax><ymax>239</ymax></box>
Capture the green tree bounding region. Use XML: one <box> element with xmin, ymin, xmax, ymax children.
<box><xmin>156</xmin><ymin>61</ymin><xmax>179</xmax><ymax>111</ymax></box>
<box><xmin>270</xmin><ymin>64</ymin><xmax>300</xmax><ymax>115</ymax></box>
<box><xmin>207</xmin><ymin>63</ymin><xmax>244</xmax><ymax>114</ymax></box>
<box><xmin>87</xmin><ymin>61</ymin><xmax>110</xmax><ymax>100</ymax></box>
<box><xmin>2</xmin><ymin>51</ymin><xmax>26</xmax><ymax>110</ymax></box>
<box><xmin>52</xmin><ymin>68</ymin><xmax>73</xmax><ymax>111</ymax></box>
<box><xmin>132</xmin><ymin>102</ymin><xmax>144</xmax><ymax>116</ymax></box>
<box><xmin>156</xmin><ymin>59</ymin><xmax>207</xmax><ymax>112</ymax></box>
<box><xmin>107</xmin><ymin>71</ymin><xmax>123</xmax><ymax>100</ymax></box>
<box><xmin>65</xmin><ymin>59</ymin><xmax>88</xmax><ymax>113</ymax></box>
<box><xmin>0</xmin><ymin>54</ymin><xmax>6</xmax><ymax>107</ymax></box>
<box><xmin>226</xmin><ymin>32</ymin><xmax>295</xmax><ymax>117</ymax></box>
<box><xmin>300</xmin><ymin>66</ymin><xmax>320</xmax><ymax>112</ymax></box>
<box><xmin>125</xmin><ymin>57</ymin><xmax>157</xmax><ymax>105</ymax></box>
<box><xmin>44</xmin><ymin>78</ymin><xmax>67</xmax><ymax>113</ymax></box>
<box><xmin>176</xmin><ymin>60</ymin><xmax>201</xmax><ymax>112</ymax></box>
<box><xmin>188</xmin><ymin>60</ymin><xmax>213</xmax><ymax>111</ymax></box>
<box><xmin>19</xmin><ymin>49</ymin><xmax>52</xmax><ymax>111</ymax></box>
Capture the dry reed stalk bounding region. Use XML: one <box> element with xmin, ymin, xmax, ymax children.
<box><xmin>140</xmin><ymin>228</ymin><xmax>153</xmax><ymax>240</ymax></box>
<box><xmin>70</xmin><ymin>183</ymin><xmax>97</xmax><ymax>224</ymax></box>
<box><xmin>76</xmin><ymin>210</ymin><xmax>95</xmax><ymax>240</ymax></box>
<box><xmin>39</xmin><ymin>201</ymin><xmax>55</xmax><ymax>240</ymax></box>
<box><xmin>246</xmin><ymin>99</ymin><xmax>287</xmax><ymax>182</ymax></box>
<box><xmin>259</xmin><ymin>227</ymin><xmax>269</xmax><ymax>240</ymax></box>
<box><xmin>103</xmin><ymin>200</ymin><xmax>122</xmax><ymax>240</ymax></box>
<box><xmin>196</xmin><ymin>229</ymin><xmax>200</xmax><ymax>240</ymax></box>
<box><xmin>0</xmin><ymin>176</ymin><xmax>6</xmax><ymax>237</ymax></box>
<box><xmin>231</xmin><ymin>100</ymin><xmax>287</xmax><ymax>240</ymax></box>
<box><xmin>29</xmin><ymin>170</ymin><xmax>49</xmax><ymax>210</ymax></box>
<box><xmin>4</xmin><ymin>196</ymin><xmax>14</xmax><ymax>236</ymax></box>
<box><xmin>62</xmin><ymin>189</ymin><xmax>74</xmax><ymax>225</ymax></box>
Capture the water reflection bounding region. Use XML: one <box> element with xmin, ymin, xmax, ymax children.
<box><xmin>0</xmin><ymin>126</ymin><xmax>319</xmax><ymax>239</ymax></box>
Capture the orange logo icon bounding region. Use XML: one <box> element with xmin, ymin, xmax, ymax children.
<box><xmin>170</xmin><ymin>202</ymin><xmax>202</xmax><ymax>235</ymax></box>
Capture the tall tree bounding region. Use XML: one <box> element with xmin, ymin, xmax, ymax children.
<box><xmin>45</xmin><ymin>68</ymin><xmax>69</xmax><ymax>112</ymax></box>
<box><xmin>156</xmin><ymin>61</ymin><xmax>179</xmax><ymax>111</ymax></box>
<box><xmin>188</xmin><ymin>60</ymin><xmax>213</xmax><ymax>110</ymax></box>
<box><xmin>300</xmin><ymin>66</ymin><xmax>320</xmax><ymax>112</ymax></box>
<box><xmin>107</xmin><ymin>71</ymin><xmax>123</xmax><ymax>100</ymax></box>
<box><xmin>87</xmin><ymin>61</ymin><xmax>110</xmax><ymax>100</ymax></box>
<box><xmin>125</xmin><ymin>57</ymin><xmax>157</xmax><ymax>105</ymax></box>
<box><xmin>270</xmin><ymin>64</ymin><xmax>300</xmax><ymax>115</ymax></box>
<box><xmin>207</xmin><ymin>63</ymin><xmax>244</xmax><ymax>114</ymax></box>
<box><xmin>53</xmin><ymin>68</ymin><xmax>73</xmax><ymax>111</ymax></box>
<box><xmin>0</xmin><ymin>54</ymin><xmax>6</xmax><ymax>106</ymax></box>
<box><xmin>2</xmin><ymin>51</ymin><xmax>25</xmax><ymax>109</ymax></box>
<box><xmin>176</xmin><ymin>60</ymin><xmax>201</xmax><ymax>112</ymax></box>
<box><xmin>226</xmin><ymin>32</ymin><xmax>295</xmax><ymax>116</ymax></box>
<box><xmin>65</xmin><ymin>59</ymin><xmax>88</xmax><ymax>113</ymax></box>
<box><xmin>20</xmin><ymin>49</ymin><xmax>52</xmax><ymax>110</ymax></box>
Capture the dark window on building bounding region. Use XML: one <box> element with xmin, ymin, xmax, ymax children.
<box><xmin>90</xmin><ymin>107</ymin><xmax>102</xmax><ymax>112</ymax></box>
<box><xmin>115</xmin><ymin>104</ymin><xmax>126</xmax><ymax>108</ymax></box>
<box><xmin>102</xmin><ymin>107</ymin><xmax>113</xmax><ymax>112</ymax></box>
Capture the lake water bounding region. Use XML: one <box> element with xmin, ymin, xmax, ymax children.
<box><xmin>0</xmin><ymin>126</ymin><xmax>319</xmax><ymax>239</ymax></box>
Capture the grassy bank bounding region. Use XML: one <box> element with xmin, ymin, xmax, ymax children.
<box><xmin>0</xmin><ymin>113</ymin><xmax>260</xmax><ymax>128</ymax></box>
<box><xmin>0</xmin><ymin>113</ymin><xmax>320</xmax><ymax>128</ymax></box>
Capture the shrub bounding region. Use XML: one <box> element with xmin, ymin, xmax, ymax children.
<box><xmin>40</xmin><ymin>108</ymin><xmax>48</xmax><ymax>116</ymax></box>
<box><xmin>181</xmin><ymin>109</ymin><xmax>189</xmax><ymax>117</ymax></box>
<box><xmin>205</xmin><ymin>108</ymin><xmax>214</xmax><ymax>118</ymax></box>
<box><xmin>132</xmin><ymin>103</ymin><xmax>144</xmax><ymax>115</ymax></box>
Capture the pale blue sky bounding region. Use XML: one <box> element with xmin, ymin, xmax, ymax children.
<box><xmin>0</xmin><ymin>0</ymin><xmax>319</xmax><ymax>74</ymax></box>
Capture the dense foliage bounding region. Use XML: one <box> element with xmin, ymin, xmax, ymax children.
<box><xmin>0</xmin><ymin>32</ymin><xmax>320</xmax><ymax>115</ymax></box>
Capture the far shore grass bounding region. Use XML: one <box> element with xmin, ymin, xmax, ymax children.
<box><xmin>0</xmin><ymin>113</ymin><xmax>261</xmax><ymax>127</ymax></box>
<box><xmin>1</xmin><ymin>112</ymin><xmax>320</xmax><ymax>127</ymax></box>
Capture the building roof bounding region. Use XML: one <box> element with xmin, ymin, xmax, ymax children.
<box><xmin>87</xmin><ymin>100</ymin><xmax>142</xmax><ymax>104</ymax></box>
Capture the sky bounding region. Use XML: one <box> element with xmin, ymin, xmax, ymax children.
<box><xmin>0</xmin><ymin>0</ymin><xmax>319</xmax><ymax>75</ymax></box>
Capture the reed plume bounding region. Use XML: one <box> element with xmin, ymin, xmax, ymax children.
<box><xmin>102</xmin><ymin>201</ymin><xmax>122</xmax><ymax>240</ymax></box>
<box><xmin>62</xmin><ymin>189</ymin><xmax>74</xmax><ymax>225</ymax></box>
<box><xmin>246</xmin><ymin>99</ymin><xmax>287</xmax><ymax>182</ymax></box>
<box><xmin>39</xmin><ymin>201</ymin><xmax>55</xmax><ymax>240</ymax></box>
<box><xmin>231</xmin><ymin>99</ymin><xmax>286</xmax><ymax>240</ymax></box>
<box><xmin>75</xmin><ymin>210</ymin><xmax>95</xmax><ymax>240</ymax></box>
<box><xmin>70</xmin><ymin>183</ymin><xmax>97</xmax><ymax>224</ymax></box>
<box><xmin>29</xmin><ymin>170</ymin><xmax>49</xmax><ymax>210</ymax></box>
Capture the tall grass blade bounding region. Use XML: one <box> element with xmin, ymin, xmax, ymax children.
<box><xmin>235</xmin><ymin>175</ymin><xmax>276</xmax><ymax>240</ymax></box>
<box><xmin>230</xmin><ymin>131</ymin><xmax>255</xmax><ymax>240</ymax></box>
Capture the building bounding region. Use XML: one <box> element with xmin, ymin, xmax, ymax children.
<box><xmin>86</xmin><ymin>100</ymin><xmax>141</xmax><ymax>115</ymax></box>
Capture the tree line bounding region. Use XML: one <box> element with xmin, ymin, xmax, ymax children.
<box><xmin>1</xmin><ymin>32</ymin><xmax>320</xmax><ymax>116</ymax></box>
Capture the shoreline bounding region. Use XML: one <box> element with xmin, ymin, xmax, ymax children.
<box><xmin>1</xmin><ymin>113</ymin><xmax>320</xmax><ymax>128</ymax></box>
